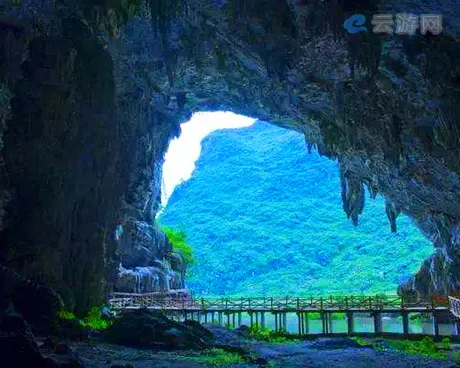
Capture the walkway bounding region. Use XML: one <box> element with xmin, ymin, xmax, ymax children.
<box><xmin>109</xmin><ymin>293</ymin><xmax>459</xmax><ymax>338</ymax></box>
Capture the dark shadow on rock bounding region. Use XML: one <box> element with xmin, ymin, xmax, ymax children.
<box><xmin>102</xmin><ymin>309</ymin><xmax>214</xmax><ymax>350</ymax></box>
<box><xmin>0</xmin><ymin>311</ymin><xmax>83</xmax><ymax>368</ymax></box>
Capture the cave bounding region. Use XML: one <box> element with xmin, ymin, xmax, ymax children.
<box><xmin>1</xmin><ymin>0</ymin><xmax>460</xmax><ymax>366</ymax></box>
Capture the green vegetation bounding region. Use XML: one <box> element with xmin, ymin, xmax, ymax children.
<box><xmin>58</xmin><ymin>310</ymin><xmax>77</xmax><ymax>321</ymax></box>
<box><xmin>352</xmin><ymin>336</ymin><xmax>374</xmax><ymax>347</ymax></box>
<box><xmin>162</xmin><ymin>226</ymin><xmax>194</xmax><ymax>267</ymax></box>
<box><xmin>160</xmin><ymin>122</ymin><xmax>433</xmax><ymax>296</ymax></box>
<box><xmin>308</xmin><ymin>312</ymin><xmax>345</xmax><ymax>320</ymax></box>
<box><xmin>247</xmin><ymin>325</ymin><xmax>296</xmax><ymax>343</ymax></box>
<box><xmin>80</xmin><ymin>306</ymin><xmax>112</xmax><ymax>331</ymax></box>
<box><xmin>58</xmin><ymin>306</ymin><xmax>112</xmax><ymax>331</ymax></box>
<box><xmin>387</xmin><ymin>337</ymin><xmax>449</xmax><ymax>359</ymax></box>
<box><xmin>176</xmin><ymin>348</ymin><xmax>244</xmax><ymax>366</ymax></box>
<box><xmin>410</xmin><ymin>312</ymin><xmax>431</xmax><ymax>325</ymax></box>
<box><xmin>354</xmin><ymin>337</ymin><xmax>456</xmax><ymax>360</ymax></box>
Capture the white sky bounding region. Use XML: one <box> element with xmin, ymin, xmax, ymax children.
<box><xmin>161</xmin><ymin>111</ymin><xmax>256</xmax><ymax>208</ymax></box>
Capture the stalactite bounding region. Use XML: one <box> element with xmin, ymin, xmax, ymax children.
<box><xmin>340</xmin><ymin>169</ymin><xmax>365</xmax><ymax>227</ymax></box>
<box><xmin>385</xmin><ymin>199</ymin><xmax>401</xmax><ymax>233</ymax></box>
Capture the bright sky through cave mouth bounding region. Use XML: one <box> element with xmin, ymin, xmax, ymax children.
<box><xmin>161</xmin><ymin>111</ymin><xmax>256</xmax><ymax>209</ymax></box>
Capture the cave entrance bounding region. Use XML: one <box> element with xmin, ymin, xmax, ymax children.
<box><xmin>159</xmin><ymin>112</ymin><xmax>433</xmax><ymax>299</ymax></box>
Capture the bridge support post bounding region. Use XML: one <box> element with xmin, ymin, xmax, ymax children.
<box><xmin>321</xmin><ymin>312</ymin><xmax>328</xmax><ymax>335</ymax></box>
<box><xmin>261</xmin><ymin>312</ymin><xmax>265</xmax><ymax>328</ymax></box>
<box><xmin>274</xmin><ymin>313</ymin><xmax>278</xmax><ymax>332</ymax></box>
<box><xmin>282</xmin><ymin>313</ymin><xmax>287</xmax><ymax>332</ymax></box>
<box><xmin>373</xmin><ymin>312</ymin><xmax>383</xmax><ymax>335</ymax></box>
<box><xmin>346</xmin><ymin>312</ymin><xmax>354</xmax><ymax>336</ymax></box>
<box><xmin>402</xmin><ymin>312</ymin><xmax>409</xmax><ymax>336</ymax></box>
<box><xmin>455</xmin><ymin>320</ymin><xmax>460</xmax><ymax>336</ymax></box>
<box><xmin>454</xmin><ymin>319</ymin><xmax>460</xmax><ymax>336</ymax></box>
<box><xmin>250</xmin><ymin>312</ymin><xmax>254</xmax><ymax>327</ymax></box>
<box><xmin>238</xmin><ymin>312</ymin><xmax>242</xmax><ymax>327</ymax></box>
<box><xmin>328</xmin><ymin>312</ymin><xmax>333</xmax><ymax>334</ymax></box>
<box><xmin>218</xmin><ymin>312</ymin><xmax>223</xmax><ymax>325</ymax></box>
<box><xmin>227</xmin><ymin>312</ymin><xmax>231</xmax><ymax>327</ymax></box>
<box><xmin>297</xmin><ymin>312</ymin><xmax>302</xmax><ymax>336</ymax></box>
<box><xmin>432</xmin><ymin>312</ymin><xmax>440</xmax><ymax>338</ymax></box>
<box><xmin>304</xmin><ymin>313</ymin><xmax>309</xmax><ymax>335</ymax></box>
<box><xmin>204</xmin><ymin>312</ymin><xmax>208</xmax><ymax>324</ymax></box>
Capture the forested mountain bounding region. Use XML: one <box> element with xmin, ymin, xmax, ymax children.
<box><xmin>160</xmin><ymin>122</ymin><xmax>433</xmax><ymax>296</ymax></box>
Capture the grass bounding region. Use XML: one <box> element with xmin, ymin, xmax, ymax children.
<box><xmin>386</xmin><ymin>337</ymin><xmax>449</xmax><ymax>359</ymax></box>
<box><xmin>353</xmin><ymin>336</ymin><xmax>457</xmax><ymax>360</ymax></box>
<box><xmin>160</xmin><ymin>121</ymin><xmax>433</xmax><ymax>296</ymax></box>
<box><xmin>175</xmin><ymin>348</ymin><xmax>244</xmax><ymax>366</ymax></box>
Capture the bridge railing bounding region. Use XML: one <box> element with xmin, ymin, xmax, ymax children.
<box><xmin>109</xmin><ymin>293</ymin><xmax>450</xmax><ymax>312</ymax></box>
<box><xmin>449</xmin><ymin>296</ymin><xmax>460</xmax><ymax>319</ymax></box>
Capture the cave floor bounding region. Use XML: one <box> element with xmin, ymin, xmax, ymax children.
<box><xmin>72</xmin><ymin>326</ymin><xmax>459</xmax><ymax>368</ymax></box>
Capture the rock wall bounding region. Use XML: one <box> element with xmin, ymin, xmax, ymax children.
<box><xmin>0</xmin><ymin>1</ymin><xmax>186</xmax><ymax>313</ymax></box>
<box><xmin>0</xmin><ymin>0</ymin><xmax>459</xmax><ymax>316</ymax></box>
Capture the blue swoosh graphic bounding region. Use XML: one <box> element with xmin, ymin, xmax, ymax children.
<box><xmin>344</xmin><ymin>14</ymin><xmax>368</xmax><ymax>34</ymax></box>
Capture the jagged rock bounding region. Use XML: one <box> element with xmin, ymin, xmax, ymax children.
<box><xmin>0</xmin><ymin>312</ymin><xmax>83</xmax><ymax>368</ymax></box>
<box><xmin>116</xmin><ymin>220</ymin><xmax>171</xmax><ymax>269</ymax></box>
<box><xmin>103</xmin><ymin>309</ymin><xmax>213</xmax><ymax>350</ymax></box>
<box><xmin>385</xmin><ymin>199</ymin><xmax>402</xmax><ymax>233</ymax></box>
<box><xmin>115</xmin><ymin>261</ymin><xmax>184</xmax><ymax>293</ymax></box>
<box><xmin>0</xmin><ymin>267</ymin><xmax>63</xmax><ymax>335</ymax></box>
<box><xmin>0</xmin><ymin>312</ymin><xmax>47</xmax><ymax>367</ymax></box>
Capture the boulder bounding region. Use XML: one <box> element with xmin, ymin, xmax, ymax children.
<box><xmin>103</xmin><ymin>309</ymin><xmax>213</xmax><ymax>350</ymax></box>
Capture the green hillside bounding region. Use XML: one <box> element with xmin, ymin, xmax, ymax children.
<box><xmin>159</xmin><ymin>121</ymin><xmax>433</xmax><ymax>297</ymax></box>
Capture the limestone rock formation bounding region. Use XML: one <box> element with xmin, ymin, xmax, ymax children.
<box><xmin>0</xmin><ymin>0</ymin><xmax>459</xmax><ymax>317</ymax></box>
<box><xmin>114</xmin><ymin>219</ymin><xmax>185</xmax><ymax>293</ymax></box>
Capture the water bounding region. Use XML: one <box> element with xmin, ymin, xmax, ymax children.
<box><xmin>188</xmin><ymin>312</ymin><xmax>457</xmax><ymax>336</ymax></box>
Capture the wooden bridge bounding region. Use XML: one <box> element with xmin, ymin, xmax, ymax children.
<box><xmin>449</xmin><ymin>296</ymin><xmax>460</xmax><ymax>319</ymax></box>
<box><xmin>109</xmin><ymin>292</ymin><xmax>460</xmax><ymax>338</ymax></box>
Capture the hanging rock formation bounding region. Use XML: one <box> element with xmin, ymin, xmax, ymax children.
<box><xmin>0</xmin><ymin>0</ymin><xmax>460</xmax><ymax>316</ymax></box>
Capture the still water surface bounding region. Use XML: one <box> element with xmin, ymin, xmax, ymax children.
<box><xmin>194</xmin><ymin>312</ymin><xmax>457</xmax><ymax>336</ymax></box>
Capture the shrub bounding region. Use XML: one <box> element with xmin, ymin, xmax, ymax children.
<box><xmin>162</xmin><ymin>226</ymin><xmax>194</xmax><ymax>267</ymax></box>
<box><xmin>80</xmin><ymin>306</ymin><xmax>112</xmax><ymax>331</ymax></box>
<box><xmin>57</xmin><ymin>310</ymin><xmax>77</xmax><ymax>321</ymax></box>
<box><xmin>247</xmin><ymin>325</ymin><xmax>294</xmax><ymax>343</ymax></box>
<box><xmin>387</xmin><ymin>337</ymin><xmax>447</xmax><ymax>359</ymax></box>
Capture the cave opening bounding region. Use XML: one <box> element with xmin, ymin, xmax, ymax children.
<box><xmin>158</xmin><ymin>111</ymin><xmax>433</xmax><ymax>299</ymax></box>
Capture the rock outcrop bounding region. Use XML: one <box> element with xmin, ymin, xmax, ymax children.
<box><xmin>114</xmin><ymin>219</ymin><xmax>185</xmax><ymax>293</ymax></box>
<box><xmin>0</xmin><ymin>0</ymin><xmax>459</xmax><ymax>316</ymax></box>
<box><xmin>103</xmin><ymin>309</ymin><xmax>214</xmax><ymax>350</ymax></box>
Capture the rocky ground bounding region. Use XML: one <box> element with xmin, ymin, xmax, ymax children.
<box><xmin>68</xmin><ymin>324</ymin><xmax>460</xmax><ymax>368</ymax></box>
